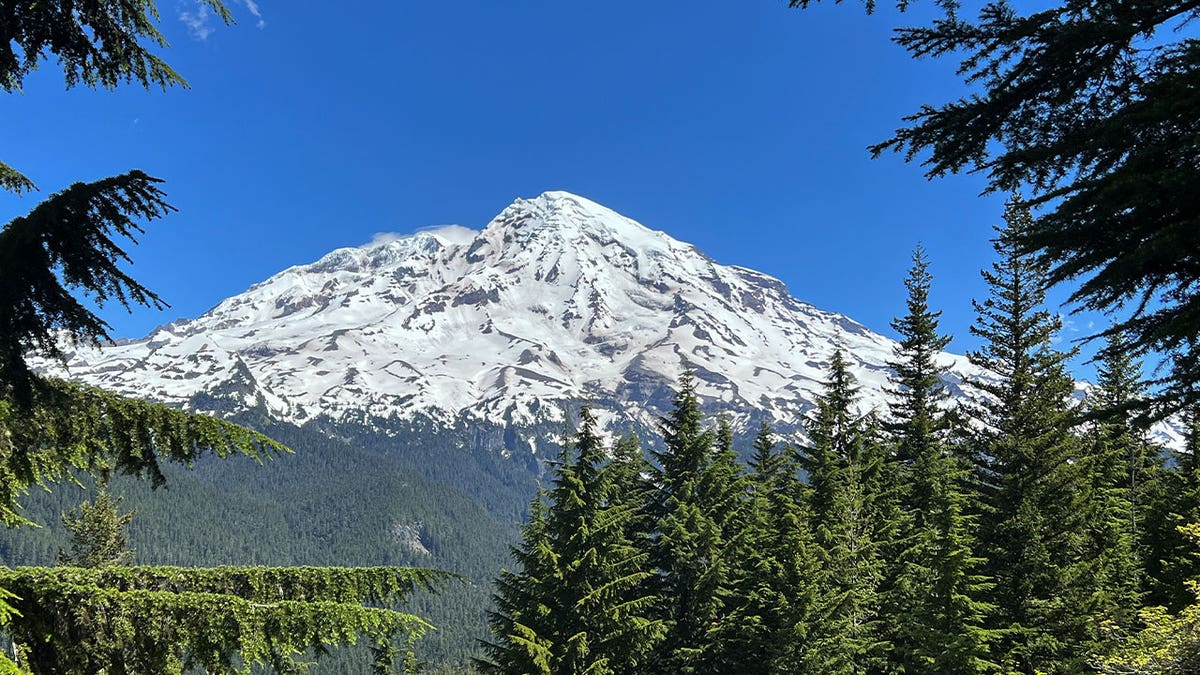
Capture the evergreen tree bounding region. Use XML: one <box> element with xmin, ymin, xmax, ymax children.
<box><xmin>57</xmin><ymin>489</ymin><xmax>134</xmax><ymax>568</ymax></box>
<box><xmin>968</xmin><ymin>198</ymin><xmax>1090</xmax><ymax>673</ymax></box>
<box><xmin>646</xmin><ymin>372</ymin><xmax>739</xmax><ymax>673</ymax></box>
<box><xmin>1077</xmin><ymin>331</ymin><xmax>1153</xmax><ymax>635</ymax></box>
<box><xmin>480</xmin><ymin>408</ymin><xmax>663</xmax><ymax>674</ymax></box>
<box><xmin>0</xmin><ymin>6</ymin><xmax>450</xmax><ymax>668</ymax></box>
<box><xmin>1150</xmin><ymin>393</ymin><xmax>1200</xmax><ymax>610</ymax></box>
<box><xmin>885</xmin><ymin>248</ymin><xmax>997</xmax><ymax>674</ymax></box>
<box><xmin>787</xmin><ymin>0</ymin><xmax>1200</xmax><ymax>405</ymax></box>
<box><xmin>798</xmin><ymin>350</ymin><xmax>886</xmax><ymax>675</ymax></box>
<box><xmin>481</xmin><ymin>495</ymin><xmax>557</xmax><ymax>674</ymax></box>
<box><xmin>710</xmin><ymin>423</ymin><xmax>818</xmax><ymax>673</ymax></box>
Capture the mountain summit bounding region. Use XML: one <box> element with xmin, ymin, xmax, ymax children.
<box><xmin>41</xmin><ymin>191</ymin><xmax>977</xmax><ymax>440</ymax></box>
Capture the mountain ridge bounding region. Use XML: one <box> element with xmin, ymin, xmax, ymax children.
<box><xmin>37</xmin><ymin>191</ymin><xmax>1019</xmax><ymax>446</ymax></box>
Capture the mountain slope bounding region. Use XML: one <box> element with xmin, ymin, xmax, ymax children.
<box><xmin>40</xmin><ymin>191</ymin><xmax>979</xmax><ymax>443</ymax></box>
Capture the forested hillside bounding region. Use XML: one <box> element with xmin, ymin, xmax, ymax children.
<box><xmin>0</xmin><ymin>420</ymin><xmax>516</xmax><ymax>670</ymax></box>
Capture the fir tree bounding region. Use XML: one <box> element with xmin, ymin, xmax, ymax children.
<box><xmin>646</xmin><ymin>372</ymin><xmax>739</xmax><ymax>673</ymax></box>
<box><xmin>1151</xmin><ymin>391</ymin><xmax>1200</xmax><ymax>610</ymax></box>
<box><xmin>711</xmin><ymin>423</ymin><xmax>819</xmax><ymax>673</ymax></box>
<box><xmin>968</xmin><ymin>198</ymin><xmax>1090</xmax><ymax>673</ymax></box>
<box><xmin>481</xmin><ymin>496</ymin><xmax>557</xmax><ymax>675</ymax></box>
<box><xmin>57</xmin><ymin>489</ymin><xmax>134</xmax><ymax>568</ymax></box>
<box><xmin>885</xmin><ymin>248</ymin><xmax>997</xmax><ymax>674</ymax></box>
<box><xmin>1077</xmin><ymin>331</ymin><xmax>1154</xmax><ymax>636</ymax></box>
<box><xmin>798</xmin><ymin>350</ymin><xmax>886</xmax><ymax>675</ymax></box>
<box><xmin>480</xmin><ymin>408</ymin><xmax>663</xmax><ymax>674</ymax></box>
<box><xmin>787</xmin><ymin>0</ymin><xmax>1200</xmax><ymax>405</ymax></box>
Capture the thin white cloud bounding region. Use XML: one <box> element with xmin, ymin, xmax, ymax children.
<box><xmin>367</xmin><ymin>225</ymin><xmax>479</xmax><ymax>248</ymax></box>
<box><xmin>241</xmin><ymin>0</ymin><xmax>266</xmax><ymax>29</ymax></box>
<box><xmin>179</xmin><ymin>0</ymin><xmax>265</xmax><ymax>40</ymax></box>
<box><xmin>179</xmin><ymin>1</ymin><xmax>215</xmax><ymax>41</ymax></box>
<box><xmin>368</xmin><ymin>232</ymin><xmax>409</xmax><ymax>246</ymax></box>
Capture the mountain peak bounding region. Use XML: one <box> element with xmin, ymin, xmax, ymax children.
<box><xmin>34</xmin><ymin>192</ymin><xmax>982</xmax><ymax>443</ymax></box>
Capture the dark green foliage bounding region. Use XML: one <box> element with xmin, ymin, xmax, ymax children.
<box><xmin>0</xmin><ymin>172</ymin><xmax>173</xmax><ymax>403</ymax></box>
<box><xmin>798</xmin><ymin>350</ymin><xmax>887</xmax><ymax>674</ymax></box>
<box><xmin>0</xmin><ymin>419</ymin><xmax>515</xmax><ymax>670</ymax></box>
<box><xmin>968</xmin><ymin>199</ymin><xmax>1091</xmax><ymax>673</ymax></box>
<box><xmin>1077</xmin><ymin>332</ymin><xmax>1153</xmax><ymax>636</ymax></box>
<box><xmin>1147</xmin><ymin>400</ymin><xmax>1200</xmax><ymax>610</ymax></box>
<box><xmin>480</xmin><ymin>408</ymin><xmax>663</xmax><ymax>674</ymax></box>
<box><xmin>709</xmin><ymin>423</ymin><xmax>818</xmax><ymax>674</ymax></box>
<box><xmin>885</xmin><ymin>249</ymin><xmax>997</xmax><ymax>674</ymax></box>
<box><xmin>0</xmin><ymin>0</ymin><xmax>232</xmax><ymax>93</ymax></box>
<box><xmin>0</xmin><ymin>377</ymin><xmax>285</xmax><ymax>528</ymax></box>
<box><xmin>647</xmin><ymin>374</ymin><xmax>744</xmax><ymax>673</ymax></box>
<box><xmin>482</xmin><ymin>497</ymin><xmax>555</xmax><ymax>675</ymax></box>
<box><xmin>58</xmin><ymin>489</ymin><xmax>134</xmax><ymax>568</ymax></box>
<box><xmin>789</xmin><ymin>0</ymin><xmax>1200</xmax><ymax>410</ymax></box>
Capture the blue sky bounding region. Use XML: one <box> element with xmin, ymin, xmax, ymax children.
<box><xmin>2</xmin><ymin>1</ymin><xmax>1109</xmax><ymax>373</ymax></box>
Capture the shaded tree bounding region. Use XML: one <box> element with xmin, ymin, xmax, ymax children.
<box><xmin>787</xmin><ymin>0</ymin><xmax>1200</xmax><ymax>411</ymax></box>
<box><xmin>967</xmin><ymin>198</ymin><xmax>1090</xmax><ymax>673</ymax></box>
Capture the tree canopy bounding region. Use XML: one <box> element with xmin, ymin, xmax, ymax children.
<box><xmin>789</xmin><ymin>0</ymin><xmax>1200</xmax><ymax>411</ymax></box>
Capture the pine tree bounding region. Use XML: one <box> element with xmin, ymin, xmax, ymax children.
<box><xmin>968</xmin><ymin>198</ymin><xmax>1090</xmax><ymax>673</ymax></box>
<box><xmin>57</xmin><ymin>489</ymin><xmax>135</xmax><ymax>568</ymax></box>
<box><xmin>1077</xmin><ymin>331</ymin><xmax>1153</xmax><ymax>636</ymax></box>
<box><xmin>646</xmin><ymin>372</ymin><xmax>740</xmax><ymax>673</ymax></box>
<box><xmin>711</xmin><ymin>423</ymin><xmax>819</xmax><ymax>673</ymax></box>
<box><xmin>885</xmin><ymin>248</ymin><xmax>997</xmax><ymax>674</ymax></box>
<box><xmin>480</xmin><ymin>407</ymin><xmax>664</xmax><ymax>674</ymax></box>
<box><xmin>798</xmin><ymin>350</ymin><xmax>886</xmax><ymax>675</ymax></box>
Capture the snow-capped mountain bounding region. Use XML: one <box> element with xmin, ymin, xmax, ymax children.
<box><xmin>44</xmin><ymin>191</ymin><xmax>981</xmax><ymax>440</ymax></box>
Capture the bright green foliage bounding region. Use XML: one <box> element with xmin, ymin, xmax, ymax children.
<box><xmin>788</xmin><ymin>0</ymin><xmax>1200</xmax><ymax>409</ymax></box>
<box><xmin>1</xmin><ymin>565</ymin><xmax>447</xmax><ymax>674</ymax></box>
<box><xmin>798</xmin><ymin>350</ymin><xmax>887</xmax><ymax>674</ymax></box>
<box><xmin>885</xmin><ymin>248</ymin><xmax>998</xmax><ymax>674</ymax></box>
<box><xmin>0</xmin><ymin>162</ymin><xmax>33</xmax><ymax>195</ymax></box>
<box><xmin>480</xmin><ymin>408</ymin><xmax>663</xmax><ymax>674</ymax></box>
<box><xmin>710</xmin><ymin>423</ymin><xmax>818</xmax><ymax>673</ymax></box>
<box><xmin>646</xmin><ymin>373</ymin><xmax>743</xmax><ymax>673</ymax></box>
<box><xmin>481</xmin><ymin>496</ymin><xmax>556</xmax><ymax>675</ymax></box>
<box><xmin>0</xmin><ymin>377</ymin><xmax>285</xmax><ymax>528</ymax></box>
<box><xmin>58</xmin><ymin>489</ymin><xmax>134</xmax><ymax>568</ymax></box>
<box><xmin>968</xmin><ymin>199</ymin><xmax>1090</xmax><ymax>673</ymax></box>
<box><xmin>1097</xmin><ymin>524</ymin><xmax>1200</xmax><ymax>675</ymax></box>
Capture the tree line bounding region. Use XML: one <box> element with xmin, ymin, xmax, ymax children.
<box><xmin>479</xmin><ymin>199</ymin><xmax>1200</xmax><ymax>675</ymax></box>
